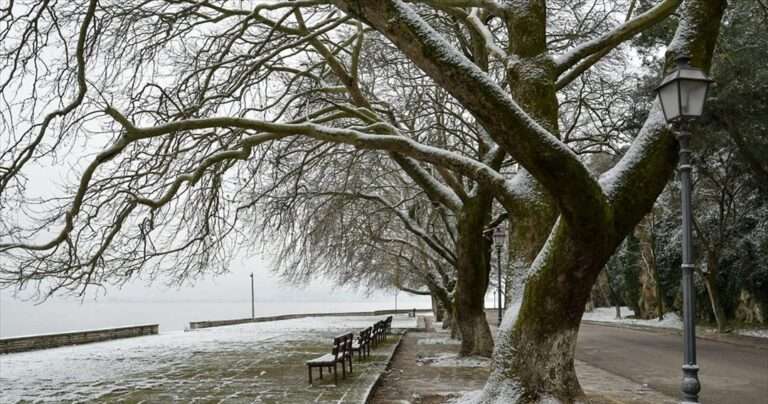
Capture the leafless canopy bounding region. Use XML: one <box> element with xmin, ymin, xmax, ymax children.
<box><xmin>1</xmin><ymin>0</ymin><xmax>682</xmax><ymax>296</ymax></box>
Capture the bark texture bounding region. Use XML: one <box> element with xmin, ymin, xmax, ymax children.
<box><xmin>454</xmin><ymin>188</ymin><xmax>495</xmax><ymax>357</ymax></box>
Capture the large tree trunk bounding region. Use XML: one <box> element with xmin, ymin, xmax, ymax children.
<box><xmin>654</xmin><ymin>248</ymin><xmax>665</xmax><ymax>320</ymax></box>
<box><xmin>446</xmin><ymin>308</ymin><xmax>461</xmax><ymax>338</ymax></box>
<box><xmin>703</xmin><ymin>275</ymin><xmax>727</xmax><ymax>332</ymax></box>
<box><xmin>703</xmin><ymin>252</ymin><xmax>727</xmax><ymax>332</ymax></box>
<box><xmin>505</xmin><ymin>174</ymin><xmax>557</xmax><ymax>307</ymax></box>
<box><xmin>477</xmin><ymin>0</ymin><xmax>723</xmax><ymax>400</ymax></box>
<box><xmin>425</xmin><ymin>277</ymin><xmax>460</xmax><ymax>337</ymax></box>
<box><xmin>454</xmin><ymin>189</ymin><xmax>495</xmax><ymax>357</ymax></box>
<box><xmin>480</xmin><ymin>221</ymin><xmax>617</xmax><ymax>403</ymax></box>
<box><xmin>432</xmin><ymin>295</ymin><xmax>444</xmax><ymax>322</ymax></box>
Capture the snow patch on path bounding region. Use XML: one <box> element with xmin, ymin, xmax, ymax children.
<box><xmin>417</xmin><ymin>353</ymin><xmax>490</xmax><ymax>368</ymax></box>
<box><xmin>417</xmin><ymin>337</ymin><xmax>461</xmax><ymax>345</ymax></box>
<box><xmin>446</xmin><ymin>389</ymin><xmax>483</xmax><ymax>404</ymax></box>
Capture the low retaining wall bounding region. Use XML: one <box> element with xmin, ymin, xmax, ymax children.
<box><xmin>0</xmin><ymin>324</ymin><xmax>159</xmax><ymax>354</ymax></box>
<box><xmin>189</xmin><ymin>309</ymin><xmax>432</xmax><ymax>330</ymax></box>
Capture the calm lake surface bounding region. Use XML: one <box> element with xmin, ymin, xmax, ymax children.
<box><xmin>0</xmin><ymin>298</ymin><xmax>430</xmax><ymax>338</ymax></box>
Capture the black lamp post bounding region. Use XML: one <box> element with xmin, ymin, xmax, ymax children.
<box><xmin>249</xmin><ymin>273</ymin><xmax>255</xmax><ymax>319</ymax></box>
<box><xmin>492</xmin><ymin>226</ymin><xmax>505</xmax><ymax>326</ymax></box>
<box><xmin>655</xmin><ymin>56</ymin><xmax>713</xmax><ymax>404</ymax></box>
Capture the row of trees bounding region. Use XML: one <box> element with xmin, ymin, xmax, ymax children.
<box><xmin>0</xmin><ymin>0</ymin><xmax>751</xmax><ymax>402</ymax></box>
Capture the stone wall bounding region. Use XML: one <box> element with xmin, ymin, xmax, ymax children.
<box><xmin>0</xmin><ymin>324</ymin><xmax>159</xmax><ymax>354</ymax></box>
<box><xmin>188</xmin><ymin>309</ymin><xmax>431</xmax><ymax>330</ymax></box>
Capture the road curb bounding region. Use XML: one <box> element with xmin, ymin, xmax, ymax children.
<box><xmin>362</xmin><ymin>330</ymin><xmax>406</xmax><ymax>404</ymax></box>
<box><xmin>582</xmin><ymin>320</ymin><xmax>768</xmax><ymax>350</ymax></box>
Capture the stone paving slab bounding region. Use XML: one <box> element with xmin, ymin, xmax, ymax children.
<box><xmin>370</xmin><ymin>316</ymin><xmax>678</xmax><ymax>404</ymax></box>
<box><xmin>577</xmin><ymin>360</ymin><xmax>676</xmax><ymax>404</ymax></box>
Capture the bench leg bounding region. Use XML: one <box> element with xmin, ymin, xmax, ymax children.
<box><xmin>333</xmin><ymin>363</ymin><xmax>338</xmax><ymax>384</ymax></box>
<box><xmin>319</xmin><ymin>366</ymin><xmax>323</xmax><ymax>379</ymax></box>
<box><xmin>348</xmin><ymin>355</ymin><xmax>353</xmax><ymax>373</ymax></box>
<box><xmin>308</xmin><ymin>366</ymin><xmax>312</xmax><ymax>384</ymax></box>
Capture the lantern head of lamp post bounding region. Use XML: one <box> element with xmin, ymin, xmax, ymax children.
<box><xmin>492</xmin><ymin>226</ymin><xmax>505</xmax><ymax>251</ymax></box>
<box><xmin>655</xmin><ymin>56</ymin><xmax>713</xmax><ymax>123</ymax></box>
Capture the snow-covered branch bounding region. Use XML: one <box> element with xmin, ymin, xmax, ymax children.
<box><xmin>105</xmin><ymin>107</ymin><xmax>526</xmax><ymax>210</ymax></box>
<box><xmin>333</xmin><ymin>0</ymin><xmax>610</xmax><ymax>231</ymax></box>
<box><xmin>553</xmin><ymin>0</ymin><xmax>681</xmax><ymax>76</ymax></box>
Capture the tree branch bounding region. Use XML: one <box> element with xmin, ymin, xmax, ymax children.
<box><xmin>553</xmin><ymin>0</ymin><xmax>681</xmax><ymax>76</ymax></box>
<box><xmin>331</xmin><ymin>0</ymin><xmax>610</xmax><ymax>232</ymax></box>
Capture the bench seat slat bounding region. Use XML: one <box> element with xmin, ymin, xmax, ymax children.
<box><xmin>306</xmin><ymin>353</ymin><xmax>335</xmax><ymax>364</ymax></box>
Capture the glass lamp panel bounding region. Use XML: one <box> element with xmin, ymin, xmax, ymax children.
<box><xmin>493</xmin><ymin>228</ymin><xmax>505</xmax><ymax>244</ymax></box>
<box><xmin>680</xmin><ymin>79</ymin><xmax>709</xmax><ymax>117</ymax></box>
<box><xmin>658</xmin><ymin>81</ymin><xmax>680</xmax><ymax>121</ymax></box>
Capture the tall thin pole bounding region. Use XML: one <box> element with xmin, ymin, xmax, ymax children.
<box><xmin>250</xmin><ymin>273</ymin><xmax>255</xmax><ymax>319</ymax></box>
<box><xmin>395</xmin><ymin>290</ymin><xmax>398</xmax><ymax>313</ymax></box>
<box><xmin>496</xmin><ymin>244</ymin><xmax>503</xmax><ymax>326</ymax></box>
<box><xmin>677</xmin><ymin>128</ymin><xmax>700</xmax><ymax>403</ymax></box>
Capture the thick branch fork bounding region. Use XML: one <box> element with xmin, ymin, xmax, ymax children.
<box><xmin>331</xmin><ymin>0</ymin><xmax>611</xmax><ymax>231</ymax></box>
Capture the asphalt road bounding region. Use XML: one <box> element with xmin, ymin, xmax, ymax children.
<box><xmin>576</xmin><ymin>323</ymin><xmax>768</xmax><ymax>404</ymax></box>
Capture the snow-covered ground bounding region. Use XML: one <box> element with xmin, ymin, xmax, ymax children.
<box><xmin>0</xmin><ymin>314</ymin><xmax>416</xmax><ymax>403</ymax></box>
<box><xmin>582</xmin><ymin>306</ymin><xmax>684</xmax><ymax>329</ymax></box>
<box><xmin>417</xmin><ymin>353</ymin><xmax>490</xmax><ymax>368</ymax></box>
<box><xmin>583</xmin><ymin>307</ymin><xmax>768</xmax><ymax>339</ymax></box>
<box><xmin>417</xmin><ymin>336</ymin><xmax>461</xmax><ymax>345</ymax></box>
<box><xmin>735</xmin><ymin>328</ymin><xmax>768</xmax><ymax>338</ymax></box>
<box><xmin>446</xmin><ymin>389</ymin><xmax>483</xmax><ymax>404</ymax></box>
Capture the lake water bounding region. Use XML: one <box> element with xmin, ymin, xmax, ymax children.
<box><xmin>0</xmin><ymin>297</ymin><xmax>431</xmax><ymax>338</ymax></box>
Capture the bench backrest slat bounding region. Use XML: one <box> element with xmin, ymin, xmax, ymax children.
<box><xmin>333</xmin><ymin>332</ymin><xmax>353</xmax><ymax>360</ymax></box>
<box><xmin>358</xmin><ymin>326</ymin><xmax>371</xmax><ymax>344</ymax></box>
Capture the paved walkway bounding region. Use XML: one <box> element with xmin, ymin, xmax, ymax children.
<box><xmin>0</xmin><ymin>315</ymin><xmax>411</xmax><ymax>403</ymax></box>
<box><xmin>370</xmin><ymin>316</ymin><xmax>677</xmax><ymax>404</ymax></box>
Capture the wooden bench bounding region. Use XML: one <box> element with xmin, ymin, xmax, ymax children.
<box><xmin>375</xmin><ymin>316</ymin><xmax>393</xmax><ymax>344</ymax></box>
<box><xmin>370</xmin><ymin>321</ymin><xmax>381</xmax><ymax>347</ymax></box>
<box><xmin>306</xmin><ymin>332</ymin><xmax>353</xmax><ymax>384</ymax></box>
<box><xmin>384</xmin><ymin>315</ymin><xmax>393</xmax><ymax>336</ymax></box>
<box><xmin>352</xmin><ymin>326</ymin><xmax>371</xmax><ymax>359</ymax></box>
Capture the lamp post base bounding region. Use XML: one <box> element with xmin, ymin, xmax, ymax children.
<box><xmin>681</xmin><ymin>364</ymin><xmax>700</xmax><ymax>403</ymax></box>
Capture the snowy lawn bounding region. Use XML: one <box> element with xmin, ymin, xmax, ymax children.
<box><xmin>0</xmin><ymin>314</ymin><xmax>415</xmax><ymax>403</ymax></box>
<box><xmin>582</xmin><ymin>307</ymin><xmax>684</xmax><ymax>329</ymax></box>
<box><xmin>734</xmin><ymin>328</ymin><xmax>768</xmax><ymax>338</ymax></box>
<box><xmin>583</xmin><ymin>307</ymin><xmax>768</xmax><ymax>339</ymax></box>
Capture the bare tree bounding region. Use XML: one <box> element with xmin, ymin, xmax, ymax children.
<box><xmin>0</xmin><ymin>0</ymin><xmax>726</xmax><ymax>402</ymax></box>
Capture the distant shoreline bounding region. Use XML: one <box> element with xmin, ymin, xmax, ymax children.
<box><xmin>0</xmin><ymin>299</ymin><xmax>432</xmax><ymax>338</ymax></box>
